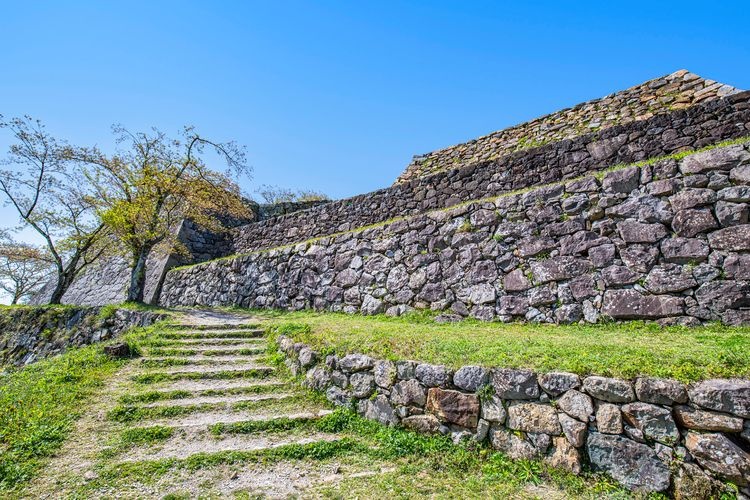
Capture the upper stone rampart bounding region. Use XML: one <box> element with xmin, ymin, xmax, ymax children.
<box><xmin>397</xmin><ymin>70</ymin><xmax>742</xmax><ymax>183</ymax></box>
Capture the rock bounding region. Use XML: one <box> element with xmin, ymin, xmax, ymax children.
<box><xmin>685</xmin><ymin>432</ymin><xmax>750</xmax><ymax>486</ymax></box>
<box><xmin>601</xmin><ymin>289</ymin><xmax>684</xmax><ymax>320</ymax></box>
<box><xmin>491</xmin><ymin>368</ymin><xmax>540</xmax><ymax>400</ymax></box>
<box><xmin>589</xmin><ymin>244</ymin><xmax>616</xmax><ymax>267</ymax></box>
<box><xmin>634</xmin><ymin>377</ymin><xmax>688</xmax><ymax>405</ymax></box>
<box><xmin>695</xmin><ymin>281</ymin><xmax>750</xmax><ymax>312</ymax></box>
<box><xmin>530</xmin><ymin>257</ymin><xmax>591</xmax><ymax>284</ymax></box>
<box><xmin>426</xmin><ymin>388</ymin><xmax>480</xmax><ymax>428</ymax></box>
<box><xmin>390</xmin><ymin>379</ymin><xmax>427</xmax><ymax>407</ymax></box>
<box><xmin>558</xmin><ymin>389</ymin><xmax>594</xmax><ymax>422</ymax></box>
<box><xmin>304</xmin><ymin>366</ymin><xmax>331</xmax><ymax>391</ymax></box>
<box><xmin>359</xmin><ymin>395</ymin><xmax>399</xmax><ymax>427</ymax></box>
<box><xmin>602</xmin><ymin>166</ymin><xmax>640</xmax><ymax>193</ymax></box>
<box><xmin>338</xmin><ymin>353</ymin><xmax>375</xmax><ymax>373</ymax></box>
<box><xmin>415</xmin><ymin>363</ymin><xmax>451</xmax><ymax>388</ymax></box>
<box><xmin>298</xmin><ymin>347</ymin><xmax>317</xmax><ymax>368</ymax></box>
<box><xmin>674</xmin><ymin>405</ymin><xmax>744</xmax><ymax>432</ymax></box>
<box><xmin>730</xmin><ymin>164</ymin><xmax>750</xmax><ymax>184</ymax></box>
<box><xmin>718</xmin><ymin>186</ymin><xmax>750</xmax><ymax>202</ymax></box>
<box><xmin>103</xmin><ymin>342</ymin><xmax>130</xmax><ymax>358</ymax></box>
<box><xmin>673</xmin><ymin>462</ymin><xmax>726</xmax><ymax>500</ymax></box>
<box><xmin>396</xmin><ymin>360</ymin><xmax>417</xmax><ymax>380</ymax></box>
<box><xmin>715</xmin><ymin>201</ymin><xmax>749</xmax><ymax>227</ymax></box>
<box><xmin>596</xmin><ymin>403</ymin><xmax>623</xmax><ymax>434</ymax></box>
<box><xmin>660</xmin><ymin>237</ymin><xmax>710</xmax><ymax>264</ymax></box>
<box><xmin>349</xmin><ymin>372</ymin><xmax>375</xmax><ymax>398</ymax></box>
<box><xmin>518</xmin><ymin>236</ymin><xmax>556</xmax><ymax>257</ymax></box>
<box><xmin>545</xmin><ymin>436</ymin><xmax>582</xmax><ymax>474</ymax></box>
<box><xmin>586</xmin><ymin>432</ymin><xmax>671</xmax><ymax>492</ymax></box>
<box><xmin>361</xmin><ymin>295</ymin><xmax>385</xmax><ymax>315</ymax></box>
<box><xmin>558</xmin><ymin>413</ymin><xmax>587</xmax><ymax>447</ymax></box>
<box><xmin>724</xmin><ymin>254</ymin><xmax>750</xmax><ymax>280</ymax></box>
<box><xmin>475</xmin><ymin>418</ymin><xmax>491</xmax><ymax>441</ymax></box>
<box><xmin>621</xmin><ymin>402</ymin><xmax>679</xmax><ymax>444</ymax></box>
<box><xmin>643</xmin><ymin>264</ymin><xmax>697</xmax><ymax>293</ymax></box>
<box><xmin>619</xmin><ymin>244</ymin><xmax>659</xmax><ymax>272</ymax></box>
<box><xmin>401</xmin><ymin>414</ymin><xmax>442</xmax><ymax>434</ymax></box>
<box><xmin>497</xmin><ymin>295</ymin><xmax>529</xmax><ymax>316</ymax></box>
<box><xmin>601</xmin><ymin>265</ymin><xmax>641</xmax><ymax>286</ymax></box>
<box><xmin>326</xmin><ymin>386</ymin><xmax>352</xmax><ymax>407</ymax></box>
<box><xmin>743</xmin><ymin>421</ymin><xmax>750</xmax><ymax>444</ymax></box>
<box><xmin>503</xmin><ymin>269</ymin><xmax>532</xmax><ymax>292</ymax></box>
<box><xmin>617</xmin><ymin>221</ymin><xmax>667</xmax><ymax>243</ymax></box>
<box><xmin>480</xmin><ymin>395</ymin><xmax>507</xmax><ymax>423</ymax></box>
<box><xmin>672</xmin><ymin>209</ymin><xmax>718</xmax><ymax>237</ymax></box>
<box><xmin>373</xmin><ymin>360</ymin><xmax>397</xmax><ymax>388</ymax></box>
<box><xmin>708</xmin><ymin>225</ymin><xmax>750</xmax><ymax>251</ymax></box>
<box><xmin>669</xmin><ymin>188</ymin><xmax>716</xmax><ymax>211</ymax></box>
<box><xmin>453</xmin><ymin>366</ymin><xmax>489</xmax><ymax>392</ymax></box>
<box><xmin>583</xmin><ymin>376</ymin><xmax>635</xmax><ymax>403</ymax></box>
<box><xmin>507</xmin><ymin>402</ymin><xmax>562</xmax><ymax>435</ymax></box>
<box><xmin>679</xmin><ymin>144</ymin><xmax>750</xmax><ymax>174</ymax></box>
<box><xmin>554</xmin><ymin>304</ymin><xmax>583</xmax><ymax>324</ymax></box>
<box><xmin>488</xmin><ymin>426</ymin><xmax>538</xmax><ymax>460</ymax></box>
<box><xmin>688</xmin><ymin>379</ymin><xmax>750</xmax><ymax>418</ymax></box>
<box><xmin>538</xmin><ymin>372</ymin><xmax>581</xmax><ymax>397</ymax></box>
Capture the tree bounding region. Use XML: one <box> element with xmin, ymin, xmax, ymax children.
<box><xmin>73</xmin><ymin>126</ymin><xmax>252</xmax><ymax>303</ymax></box>
<box><xmin>0</xmin><ymin>238</ymin><xmax>54</xmax><ymax>304</ymax></box>
<box><xmin>255</xmin><ymin>184</ymin><xmax>329</xmax><ymax>204</ymax></box>
<box><xmin>0</xmin><ymin>116</ymin><xmax>106</xmax><ymax>304</ymax></box>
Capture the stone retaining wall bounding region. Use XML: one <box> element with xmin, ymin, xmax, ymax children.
<box><xmin>161</xmin><ymin>142</ymin><xmax>750</xmax><ymax>326</ymax></box>
<box><xmin>0</xmin><ymin>306</ymin><xmax>165</xmax><ymax>365</ymax></box>
<box><xmin>232</xmin><ymin>90</ymin><xmax>750</xmax><ymax>254</ymax></box>
<box><xmin>276</xmin><ymin>334</ymin><xmax>750</xmax><ymax>495</ymax></box>
<box><xmin>397</xmin><ymin>70</ymin><xmax>741</xmax><ymax>183</ymax></box>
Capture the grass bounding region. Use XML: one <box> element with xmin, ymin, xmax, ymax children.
<box><xmin>259</xmin><ymin>310</ymin><xmax>750</xmax><ymax>382</ymax></box>
<box><xmin>131</xmin><ymin>367</ymin><xmax>273</xmax><ymax>384</ymax></box>
<box><xmin>0</xmin><ymin>341</ymin><xmax>123</xmax><ymax>492</ymax></box>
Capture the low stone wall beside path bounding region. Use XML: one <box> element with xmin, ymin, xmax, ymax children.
<box><xmin>277</xmin><ymin>334</ymin><xmax>750</xmax><ymax>496</ymax></box>
<box><xmin>0</xmin><ymin>306</ymin><xmax>166</xmax><ymax>366</ymax></box>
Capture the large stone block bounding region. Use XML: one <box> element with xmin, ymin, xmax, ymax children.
<box><xmin>685</xmin><ymin>432</ymin><xmax>750</xmax><ymax>486</ymax></box>
<box><xmin>586</xmin><ymin>433</ymin><xmax>670</xmax><ymax>492</ymax></box>
<box><xmin>688</xmin><ymin>379</ymin><xmax>750</xmax><ymax>418</ymax></box>
<box><xmin>426</xmin><ymin>387</ymin><xmax>480</xmax><ymax>429</ymax></box>
<box><xmin>507</xmin><ymin>402</ymin><xmax>562</xmax><ymax>435</ymax></box>
<box><xmin>601</xmin><ymin>289</ymin><xmax>684</xmax><ymax>319</ymax></box>
<box><xmin>491</xmin><ymin>368</ymin><xmax>540</xmax><ymax>400</ymax></box>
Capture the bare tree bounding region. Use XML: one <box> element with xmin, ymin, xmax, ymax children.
<box><xmin>255</xmin><ymin>184</ymin><xmax>329</xmax><ymax>204</ymax></box>
<box><xmin>0</xmin><ymin>237</ymin><xmax>54</xmax><ymax>304</ymax></box>
<box><xmin>0</xmin><ymin>116</ymin><xmax>106</xmax><ymax>304</ymax></box>
<box><xmin>72</xmin><ymin>125</ymin><xmax>252</xmax><ymax>303</ymax></box>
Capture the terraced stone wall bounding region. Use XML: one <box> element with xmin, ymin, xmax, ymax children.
<box><xmin>0</xmin><ymin>306</ymin><xmax>165</xmax><ymax>365</ymax></box>
<box><xmin>277</xmin><ymin>335</ymin><xmax>750</xmax><ymax>495</ymax></box>
<box><xmin>161</xmin><ymin>142</ymin><xmax>750</xmax><ymax>326</ymax></box>
<box><xmin>397</xmin><ymin>70</ymin><xmax>741</xmax><ymax>183</ymax></box>
<box><xmin>232</xmin><ymin>90</ymin><xmax>750</xmax><ymax>254</ymax></box>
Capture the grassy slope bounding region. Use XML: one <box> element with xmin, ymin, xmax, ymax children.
<box><xmin>259</xmin><ymin>310</ymin><xmax>750</xmax><ymax>382</ymax></box>
<box><xmin>0</xmin><ymin>323</ymin><xmax>162</xmax><ymax>493</ymax></box>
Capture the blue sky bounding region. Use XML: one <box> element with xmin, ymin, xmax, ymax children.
<box><xmin>1</xmin><ymin>0</ymin><xmax>749</xmax><ymax>217</ymax></box>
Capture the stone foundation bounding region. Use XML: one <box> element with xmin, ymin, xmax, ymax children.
<box><xmin>277</xmin><ymin>334</ymin><xmax>750</xmax><ymax>495</ymax></box>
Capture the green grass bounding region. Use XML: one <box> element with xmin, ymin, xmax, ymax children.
<box><xmin>131</xmin><ymin>367</ymin><xmax>273</xmax><ymax>384</ymax></box>
<box><xmin>0</xmin><ymin>342</ymin><xmax>123</xmax><ymax>492</ymax></box>
<box><xmin>260</xmin><ymin>310</ymin><xmax>750</xmax><ymax>382</ymax></box>
<box><xmin>117</xmin><ymin>425</ymin><xmax>174</xmax><ymax>446</ymax></box>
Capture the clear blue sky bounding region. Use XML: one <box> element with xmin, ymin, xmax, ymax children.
<box><xmin>1</xmin><ymin>0</ymin><xmax>749</xmax><ymax>209</ymax></box>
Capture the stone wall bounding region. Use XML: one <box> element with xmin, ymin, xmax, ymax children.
<box><xmin>397</xmin><ymin>70</ymin><xmax>742</xmax><ymax>183</ymax></box>
<box><xmin>0</xmin><ymin>306</ymin><xmax>165</xmax><ymax>365</ymax></box>
<box><xmin>277</xmin><ymin>334</ymin><xmax>750</xmax><ymax>495</ymax></box>
<box><xmin>161</xmin><ymin>142</ymin><xmax>750</xmax><ymax>326</ymax></box>
<box><xmin>232</xmin><ymin>90</ymin><xmax>750</xmax><ymax>254</ymax></box>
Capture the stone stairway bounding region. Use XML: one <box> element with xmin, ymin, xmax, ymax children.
<box><xmin>21</xmin><ymin>313</ymin><xmax>393</xmax><ymax>499</ymax></box>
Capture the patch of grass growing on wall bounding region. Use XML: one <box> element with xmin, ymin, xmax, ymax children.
<box><xmin>0</xmin><ymin>343</ymin><xmax>123</xmax><ymax>492</ymax></box>
<box><xmin>261</xmin><ymin>310</ymin><xmax>750</xmax><ymax>383</ymax></box>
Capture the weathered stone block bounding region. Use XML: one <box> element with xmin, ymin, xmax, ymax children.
<box><xmin>596</xmin><ymin>403</ymin><xmax>623</xmax><ymax>434</ymax></box>
<box><xmin>507</xmin><ymin>402</ymin><xmax>562</xmax><ymax>435</ymax></box>
<box><xmin>634</xmin><ymin>377</ymin><xmax>688</xmax><ymax>405</ymax></box>
<box><xmin>558</xmin><ymin>389</ymin><xmax>594</xmax><ymax>422</ymax></box>
<box><xmin>708</xmin><ymin>224</ymin><xmax>750</xmax><ymax>251</ymax></box>
<box><xmin>453</xmin><ymin>365</ymin><xmax>489</xmax><ymax>392</ymax></box>
<box><xmin>583</xmin><ymin>376</ymin><xmax>635</xmax><ymax>403</ymax></box>
<box><xmin>338</xmin><ymin>353</ymin><xmax>374</xmax><ymax>373</ymax></box>
<box><xmin>415</xmin><ymin>363</ymin><xmax>451</xmax><ymax>388</ymax></box>
<box><xmin>601</xmin><ymin>290</ymin><xmax>684</xmax><ymax>320</ymax></box>
<box><xmin>390</xmin><ymin>379</ymin><xmax>427</xmax><ymax>407</ymax></box>
<box><xmin>621</xmin><ymin>402</ymin><xmax>679</xmax><ymax>444</ymax></box>
<box><xmin>672</xmin><ymin>209</ymin><xmax>718</xmax><ymax>237</ymax></box>
<box><xmin>401</xmin><ymin>414</ymin><xmax>442</xmax><ymax>434</ymax></box>
<box><xmin>586</xmin><ymin>433</ymin><xmax>670</xmax><ymax>492</ymax></box>
<box><xmin>538</xmin><ymin>372</ymin><xmax>581</xmax><ymax>397</ymax></box>
<box><xmin>688</xmin><ymin>379</ymin><xmax>750</xmax><ymax>418</ymax></box>
<box><xmin>685</xmin><ymin>432</ymin><xmax>750</xmax><ymax>486</ymax></box>
<box><xmin>491</xmin><ymin>368</ymin><xmax>540</xmax><ymax>400</ymax></box>
<box><xmin>426</xmin><ymin>387</ymin><xmax>480</xmax><ymax>428</ymax></box>
<box><xmin>674</xmin><ymin>405</ymin><xmax>744</xmax><ymax>432</ymax></box>
<box><xmin>480</xmin><ymin>395</ymin><xmax>506</xmax><ymax>423</ymax></box>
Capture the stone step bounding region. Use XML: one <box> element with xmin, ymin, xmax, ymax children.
<box><xmin>147</xmin><ymin>347</ymin><xmax>266</xmax><ymax>357</ymax></box>
<box><xmin>143</xmin><ymin>362</ymin><xmax>273</xmax><ymax>375</ymax></box>
<box><xmin>154</xmin><ymin>378</ymin><xmax>287</xmax><ymax>393</ymax></box>
<box><xmin>162</xmin><ymin>338</ymin><xmax>266</xmax><ymax>346</ymax></box>
<box><xmin>137</xmin><ymin>407</ymin><xmax>333</xmax><ymax>429</ymax></box>
<box><xmin>141</xmin><ymin>354</ymin><xmax>264</xmax><ymax>364</ymax></box>
<box><xmin>141</xmin><ymin>392</ymin><xmax>295</xmax><ymax>408</ymax></box>
<box><xmin>117</xmin><ymin>433</ymin><xmax>343</xmax><ymax>462</ymax></box>
<box><xmin>159</xmin><ymin>330</ymin><xmax>264</xmax><ymax>340</ymax></box>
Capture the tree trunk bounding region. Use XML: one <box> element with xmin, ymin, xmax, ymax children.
<box><xmin>48</xmin><ymin>271</ymin><xmax>72</xmax><ymax>304</ymax></box>
<box><xmin>127</xmin><ymin>246</ymin><xmax>152</xmax><ymax>303</ymax></box>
